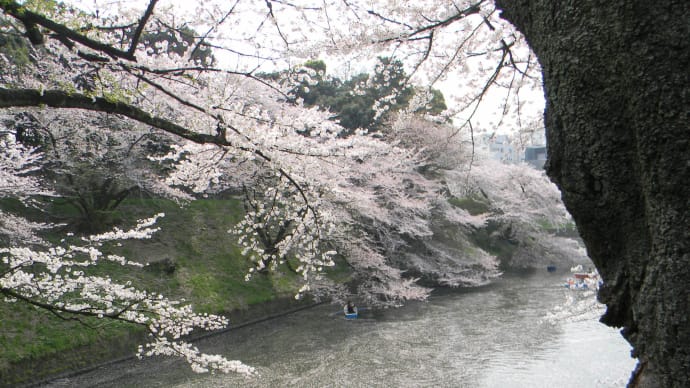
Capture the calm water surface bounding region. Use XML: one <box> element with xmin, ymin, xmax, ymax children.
<box><xmin>46</xmin><ymin>273</ymin><xmax>636</xmax><ymax>387</ymax></box>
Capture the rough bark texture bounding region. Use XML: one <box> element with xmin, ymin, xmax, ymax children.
<box><xmin>495</xmin><ymin>1</ymin><xmax>690</xmax><ymax>386</ymax></box>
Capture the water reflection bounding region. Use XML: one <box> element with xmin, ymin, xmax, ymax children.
<box><xmin>46</xmin><ymin>274</ymin><xmax>635</xmax><ymax>387</ymax></box>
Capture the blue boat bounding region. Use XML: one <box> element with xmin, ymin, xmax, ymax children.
<box><xmin>345</xmin><ymin>311</ymin><xmax>358</xmax><ymax>319</ymax></box>
<box><xmin>344</xmin><ymin>301</ymin><xmax>358</xmax><ymax>319</ymax></box>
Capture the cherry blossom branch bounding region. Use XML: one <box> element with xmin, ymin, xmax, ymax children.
<box><xmin>0</xmin><ymin>213</ymin><xmax>255</xmax><ymax>374</ymax></box>
<box><xmin>122</xmin><ymin>64</ymin><xmax>289</xmax><ymax>98</ymax></box>
<box><xmin>0</xmin><ymin>286</ymin><xmax>146</xmax><ymax>327</ymax></box>
<box><xmin>371</xmin><ymin>1</ymin><xmax>483</xmax><ymax>44</ymax></box>
<box><xmin>407</xmin><ymin>2</ymin><xmax>484</xmax><ymax>37</ymax></box>
<box><xmin>264</xmin><ymin>0</ymin><xmax>290</xmax><ymax>48</ymax></box>
<box><xmin>450</xmin><ymin>40</ymin><xmax>512</xmax><ymax>137</ymax></box>
<box><xmin>366</xmin><ymin>9</ymin><xmax>414</xmax><ymax>29</ymax></box>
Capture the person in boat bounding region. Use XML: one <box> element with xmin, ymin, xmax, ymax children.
<box><xmin>344</xmin><ymin>300</ymin><xmax>357</xmax><ymax>315</ymax></box>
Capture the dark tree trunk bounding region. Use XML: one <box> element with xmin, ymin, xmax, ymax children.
<box><xmin>495</xmin><ymin>1</ymin><xmax>690</xmax><ymax>386</ymax></box>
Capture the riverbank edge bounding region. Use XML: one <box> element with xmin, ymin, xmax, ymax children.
<box><xmin>9</xmin><ymin>296</ymin><xmax>324</xmax><ymax>387</ymax></box>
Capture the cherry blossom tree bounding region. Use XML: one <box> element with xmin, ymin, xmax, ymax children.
<box><xmin>0</xmin><ymin>0</ymin><xmax>568</xmax><ymax>376</ymax></box>
<box><xmin>4</xmin><ymin>110</ymin><xmax>182</xmax><ymax>231</ymax></box>
<box><xmin>384</xmin><ymin>110</ymin><xmax>581</xmax><ymax>274</ymax></box>
<box><xmin>0</xmin><ymin>129</ymin><xmax>45</xmax><ymax>199</ymax></box>
<box><xmin>450</xmin><ymin>155</ymin><xmax>585</xmax><ymax>269</ymax></box>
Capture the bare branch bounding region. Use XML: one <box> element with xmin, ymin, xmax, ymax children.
<box><xmin>128</xmin><ymin>0</ymin><xmax>159</xmax><ymax>56</ymax></box>
<box><xmin>407</xmin><ymin>31</ymin><xmax>434</xmax><ymax>78</ymax></box>
<box><xmin>366</xmin><ymin>9</ymin><xmax>414</xmax><ymax>30</ymax></box>
<box><xmin>265</xmin><ymin>0</ymin><xmax>290</xmax><ymax>47</ymax></box>
<box><xmin>188</xmin><ymin>0</ymin><xmax>239</xmax><ymax>63</ymax></box>
<box><xmin>0</xmin><ymin>87</ymin><xmax>227</xmax><ymax>146</ymax></box>
<box><xmin>122</xmin><ymin>63</ymin><xmax>289</xmax><ymax>99</ymax></box>
<box><xmin>374</xmin><ymin>1</ymin><xmax>483</xmax><ymax>44</ymax></box>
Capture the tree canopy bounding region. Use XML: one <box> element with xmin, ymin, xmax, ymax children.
<box><xmin>0</xmin><ymin>0</ymin><xmax>590</xmax><ymax>378</ymax></box>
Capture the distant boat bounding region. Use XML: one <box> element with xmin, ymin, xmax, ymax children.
<box><xmin>345</xmin><ymin>311</ymin><xmax>358</xmax><ymax>319</ymax></box>
<box><xmin>564</xmin><ymin>265</ymin><xmax>602</xmax><ymax>290</ymax></box>
<box><xmin>344</xmin><ymin>302</ymin><xmax>358</xmax><ymax>319</ymax></box>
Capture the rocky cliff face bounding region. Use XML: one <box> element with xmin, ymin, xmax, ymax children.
<box><xmin>495</xmin><ymin>1</ymin><xmax>690</xmax><ymax>386</ymax></box>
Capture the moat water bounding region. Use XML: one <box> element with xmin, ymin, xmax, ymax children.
<box><xmin>46</xmin><ymin>273</ymin><xmax>636</xmax><ymax>387</ymax></box>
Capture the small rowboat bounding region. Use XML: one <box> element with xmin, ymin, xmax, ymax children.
<box><xmin>344</xmin><ymin>305</ymin><xmax>358</xmax><ymax>319</ymax></box>
<box><xmin>344</xmin><ymin>301</ymin><xmax>358</xmax><ymax>319</ymax></box>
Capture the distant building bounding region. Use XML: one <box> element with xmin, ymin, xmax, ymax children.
<box><xmin>487</xmin><ymin>135</ymin><xmax>518</xmax><ymax>163</ymax></box>
<box><xmin>524</xmin><ymin>146</ymin><xmax>547</xmax><ymax>169</ymax></box>
<box><xmin>477</xmin><ymin>130</ymin><xmax>547</xmax><ymax>168</ymax></box>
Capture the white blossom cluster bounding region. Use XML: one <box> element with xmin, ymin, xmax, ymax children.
<box><xmin>336</xmin><ymin>234</ymin><xmax>432</xmax><ymax>306</ymax></box>
<box><xmin>321</xmin><ymin>116</ymin><xmax>504</xmax><ymax>290</ymax></box>
<box><xmin>0</xmin><ymin>131</ymin><xmax>53</xmax><ymax>245</ymax></box>
<box><xmin>230</xmin><ymin>176</ymin><xmax>336</xmax><ymax>296</ymax></box>
<box><xmin>0</xmin><ymin>210</ymin><xmax>49</xmax><ymax>246</ymax></box>
<box><xmin>460</xmin><ymin>157</ymin><xmax>569</xmax><ymax>225</ymax></box>
<box><xmin>138</xmin><ymin>339</ymin><xmax>255</xmax><ymax>375</ymax></box>
<box><xmin>0</xmin><ymin>131</ymin><xmax>47</xmax><ymax>199</ymax></box>
<box><xmin>0</xmin><ymin>214</ymin><xmax>254</xmax><ymax>376</ymax></box>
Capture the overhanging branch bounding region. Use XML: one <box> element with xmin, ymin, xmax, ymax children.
<box><xmin>0</xmin><ymin>286</ymin><xmax>147</xmax><ymax>328</ymax></box>
<box><xmin>0</xmin><ymin>87</ymin><xmax>228</xmax><ymax>146</ymax></box>
<box><xmin>1</xmin><ymin>0</ymin><xmax>137</xmax><ymax>61</ymax></box>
